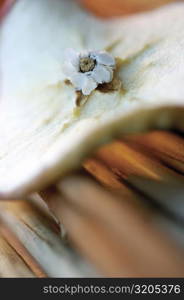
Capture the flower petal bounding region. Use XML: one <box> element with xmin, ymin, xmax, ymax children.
<box><xmin>79</xmin><ymin>50</ymin><xmax>90</xmax><ymax>59</ymax></box>
<box><xmin>71</xmin><ymin>73</ymin><xmax>87</xmax><ymax>90</ymax></box>
<box><xmin>92</xmin><ymin>65</ymin><xmax>112</xmax><ymax>84</ymax></box>
<box><xmin>65</xmin><ymin>48</ymin><xmax>79</xmax><ymax>68</ymax></box>
<box><xmin>63</xmin><ymin>62</ymin><xmax>76</xmax><ymax>77</ymax></box>
<box><xmin>82</xmin><ymin>77</ymin><xmax>97</xmax><ymax>95</ymax></box>
<box><xmin>96</xmin><ymin>52</ymin><xmax>115</xmax><ymax>66</ymax></box>
<box><xmin>104</xmin><ymin>66</ymin><xmax>113</xmax><ymax>81</ymax></box>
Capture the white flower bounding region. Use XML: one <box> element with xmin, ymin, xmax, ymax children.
<box><xmin>63</xmin><ymin>49</ymin><xmax>115</xmax><ymax>95</ymax></box>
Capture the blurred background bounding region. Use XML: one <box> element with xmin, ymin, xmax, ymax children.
<box><xmin>0</xmin><ymin>0</ymin><xmax>178</xmax><ymax>19</ymax></box>
<box><xmin>79</xmin><ymin>0</ymin><xmax>177</xmax><ymax>17</ymax></box>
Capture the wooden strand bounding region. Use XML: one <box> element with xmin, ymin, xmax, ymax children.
<box><xmin>0</xmin><ymin>233</ymin><xmax>34</xmax><ymax>278</ymax></box>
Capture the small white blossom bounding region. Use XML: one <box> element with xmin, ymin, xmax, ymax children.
<box><xmin>63</xmin><ymin>49</ymin><xmax>115</xmax><ymax>95</ymax></box>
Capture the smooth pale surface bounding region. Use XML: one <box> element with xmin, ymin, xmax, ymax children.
<box><xmin>80</xmin><ymin>0</ymin><xmax>176</xmax><ymax>17</ymax></box>
<box><xmin>1</xmin><ymin>0</ymin><xmax>184</xmax><ymax>197</ymax></box>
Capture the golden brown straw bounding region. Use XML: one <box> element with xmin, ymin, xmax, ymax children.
<box><xmin>0</xmin><ymin>222</ymin><xmax>47</xmax><ymax>277</ymax></box>
<box><xmin>126</xmin><ymin>131</ymin><xmax>184</xmax><ymax>173</ymax></box>
<box><xmin>93</xmin><ymin>140</ymin><xmax>184</xmax><ymax>217</ymax></box>
<box><xmin>60</xmin><ymin>176</ymin><xmax>184</xmax><ymax>276</ymax></box>
<box><xmin>40</xmin><ymin>174</ymin><xmax>184</xmax><ymax>277</ymax></box>
<box><xmin>83</xmin><ymin>158</ymin><xmax>143</xmax><ymax>203</ymax></box>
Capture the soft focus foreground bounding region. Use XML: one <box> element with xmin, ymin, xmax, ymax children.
<box><xmin>0</xmin><ymin>131</ymin><xmax>184</xmax><ymax>277</ymax></box>
<box><xmin>0</xmin><ymin>0</ymin><xmax>184</xmax><ymax>278</ymax></box>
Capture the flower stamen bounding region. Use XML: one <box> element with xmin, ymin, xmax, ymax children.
<box><xmin>79</xmin><ymin>57</ymin><xmax>96</xmax><ymax>73</ymax></box>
